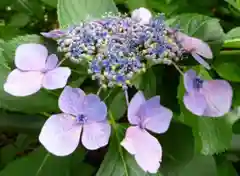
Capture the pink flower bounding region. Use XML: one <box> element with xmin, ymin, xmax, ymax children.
<box><xmin>121</xmin><ymin>91</ymin><xmax>173</xmax><ymax>173</ymax></box>
<box><xmin>176</xmin><ymin>32</ymin><xmax>213</xmax><ymax>69</ymax></box>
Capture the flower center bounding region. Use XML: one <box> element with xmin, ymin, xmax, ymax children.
<box><xmin>193</xmin><ymin>77</ymin><xmax>203</xmax><ymax>89</ymax></box>
<box><xmin>76</xmin><ymin>114</ymin><xmax>87</xmax><ymax>124</ymax></box>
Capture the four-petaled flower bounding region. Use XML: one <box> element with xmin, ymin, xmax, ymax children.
<box><xmin>4</xmin><ymin>44</ymin><xmax>71</xmax><ymax>96</ymax></box>
<box><xmin>183</xmin><ymin>69</ymin><xmax>233</xmax><ymax>117</ymax></box>
<box><xmin>176</xmin><ymin>32</ymin><xmax>213</xmax><ymax>69</ymax></box>
<box><xmin>121</xmin><ymin>91</ymin><xmax>173</xmax><ymax>173</ymax></box>
<box><xmin>39</xmin><ymin>86</ymin><xmax>111</xmax><ymax>156</ymax></box>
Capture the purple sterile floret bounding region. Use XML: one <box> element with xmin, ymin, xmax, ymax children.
<box><xmin>4</xmin><ymin>43</ymin><xmax>71</xmax><ymax>96</ymax></box>
<box><xmin>183</xmin><ymin>69</ymin><xmax>233</xmax><ymax>117</ymax></box>
<box><xmin>121</xmin><ymin>91</ymin><xmax>173</xmax><ymax>173</ymax></box>
<box><xmin>39</xmin><ymin>86</ymin><xmax>111</xmax><ymax>156</ymax></box>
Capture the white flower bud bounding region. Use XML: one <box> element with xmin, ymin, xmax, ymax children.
<box><xmin>131</xmin><ymin>7</ymin><xmax>152</xmax><ymax>25</ymax></box>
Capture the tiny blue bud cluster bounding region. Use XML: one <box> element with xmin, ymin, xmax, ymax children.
<box><xmin>56</xmin><ymin>13</ymin><xmax>183</xmax><ymax>89</ymax></box>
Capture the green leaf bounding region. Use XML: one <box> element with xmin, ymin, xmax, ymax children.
<box><xmin>146</xmin><ymin>0</ymin><xmax>217</xmax><ymax>16</ymax></box>
<box><xmin>0</xmin><ymin>147</ymin><xmax>89</xmax><ymax>176</ymax></box>
<box><xmin>167</xmin><ymin>13</ymin><xmax>225</xmax><ymax>54</ymax></box>
<box><xmin>217</xmin><ymin>159</ymin><xmax>237</xmax><ymax>176</ymax></box>
<box><xmin>213</xmin><ymin>53</ymin><xmax>240</xmax><ymax>82</ymax></box>
<box><xmin>12</xmin><ymin>0</ymin><xmax>44</xmax><ymax>19</ymax></box>
<box><xmin>8</xmin><ymin>13</ymin><xmax>30</xmax><ymax>27</ymax></box>
<box><xmin>69</xmin><ymin>75</ymin><xmax>87</xmax><ymax>88</ymax></box>
<box><xmin>0</xmin><ymin>144</ymin><xmax>17</xmax><ymax>167</ymax></box>
<box><xmin>177</xmin><ymin>71</ymin><xmax>233</xmax><ymax>155</ymax></box>
<box><xmin>109</xmin><ymin>91</ymin><xmax>127</xmax><ymax>120</ymax></box>
<box><xmin>58</xmin><ymin>0</ymin><xmax>118</xmax><ymax>28</ymax></box>
<box><xmin>226</xmin><ymin>27</ymin><xmax>240</xmax><ymax>40</ymax></box>
<box><xmin>177</xmin><ymin>155</ymin><xmax>217</xmax><ymax>176</ymax></box>
<box><xmin>100</xmin><ymin>88</ymin><xmax>127</xmax><ymax>120</ymax></box>
<box><xmin>231</xmin><ymin>133</ymin><xmax>240</xmax><ymax>151</ymax></box>
<box><xmin>0</xmin><ymin>110</ymin><xmax>45</xmax><ymax>133</ymax></box>
<box><xmin>223</xmin><ymin>27</ymin><xmax>240</xmax><ymax>48</ymax></box>
<box><xmin>40</xmin><ymin>0</ymin><xmax>57</xmax><ymax>8</ymax></box>
<box><xmin>125</xmin><ymin>0</ymin><xmax>148</xmax><ymax>11</ymax></box>
<box><xmin>97</xmin><ymin>123</ymin><xmax>163</xmax><ymax>176</ymax></box>
<box><xmin>133</xmin><ymin>68</ymin><xmax>156</xmax><ymax>98</ymax></box>
<box><xmin>0</xmin><ymin>26</ymin><xmax>23</xmax><ymax>40</ymax></box>
<box><xmin>159</xmin><ymin>122</ymin><xmax>195</xmax><ymax>174</ymax></box>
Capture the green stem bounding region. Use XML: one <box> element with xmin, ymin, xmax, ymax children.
<box><xmin>109</xmin><ymin>111</ymin><xmax>129</xmax><ymax>176</ymax></box>
<box><xmin>44</xmin><ymin>89</ymin><xmax>58</xmax><ymax>97</ymax></box>
<box><xmin>124</xmin><ymin>90</ymin><xmax>129</xmax><ymax>106</ymax></box>
<box><xmin>40</xmin><ymin>112</ymin><xmax>51</xmax><ymax>117</ymax></box>
<box><xmin>36</xmin><ymin>153</ymin><xmax>50</xmax><ymax>176</ymax></box>
<box><xmin>71</xmin><ymin>69</ymin><xmax>86</xmax><ymax>75</ymax></box>
<box><xmin>172</xmin><ymin>62</ymin><xmax>184</xmax><ymax>75</ymax></box>
<box><xmin>97</xmin><ymin>87</ymin><xmax>102</xmax><ymax>95</ymax></box>
<box><xmin>220</xmin><ymin>50</ymin><xmax>240</xmax><ymax>55</ymax></box>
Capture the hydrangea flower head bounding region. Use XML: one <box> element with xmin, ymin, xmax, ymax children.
<box><xmin>39</xmin><ymin>86</ymin><xmax>111</xmax><ymax>156</ymax></box>
<box><xmin>51</xmin><ymin>11</ymin><xmax>183</xmax><ymax>89</ymax></box>
<box><xmin>131</xmin><ymin>7</ymin><xmax>152</xmax><ymax>25</ymax></box>
<box><xmin>121</xmin><ymin>91</ymin><xmax>173</xmax><ymax>173</ymax></box>
<box><xmin>176</xmin><ymin>32</ymin><xmax>213</xmax><ymax>69</ymax></box>
<box><xmin>4</xmin><ymin>44</ymin><xmax>71</xmax><ymax>96</ymax></box>
<box><xmin>183</xmin><ymin>69</ymin><xmax>233</xmax><ymax>117</ymax></box>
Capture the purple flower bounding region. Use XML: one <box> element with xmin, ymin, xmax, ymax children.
<box><xmin>176</xmin><ymin>32</ymin><xmax>213</xmax><ymax>69</ymax></box>
<box><xmin>183</xmin><ymin>69</ymin><xmax>233</xmax><ymax>117</ymax></box>
<box><xmin>4</xmin><ymin>44</ymin><xmax>71</xmax><ymax>96</ymax></box>
<box><xmin>41</xmin><ymin>29</ymin><xmax>66</xmax><ymax>39</ymax></box>
<box><xmin>39</xmin><ymin>86</ymin><xmax>111</xmax><ymax>156</ymax></box>
<box><xmin>121</xmin><ymin>91</ymin><xmax>173</xmax><ymax>173</ymax></box>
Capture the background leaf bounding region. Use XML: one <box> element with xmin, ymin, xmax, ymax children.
<box><xmin>0</xmin><ymin>147</ymin><xmax>92</xmax><ymax>176</ymax></box>
<box><xmin>58</xmin><ymin>0</ymin><xmax>118</xmax><ymax>28</ymax></box>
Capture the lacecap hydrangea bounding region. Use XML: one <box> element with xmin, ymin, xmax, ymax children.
<box><xmin>2</xmin><ymin>7</ymin><xmax>233</xmax><ymax>175</ymax></box>
<box><xmin>43</xmin><ymin>10</ymin><xmax>184</xmax><ymax>90</ymax></box>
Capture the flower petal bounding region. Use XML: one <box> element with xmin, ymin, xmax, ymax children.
<box><xmin>201</xmin><ymin>80</ymin><xmax>233</xmax><ymax>117</ymax></box>
<box><xmin>39</xmin><ymin>113</ymin><xmax>81</xmax><ymax>156</ymax></box>
<box><xmin>191</xmin><ymin>52</ymin><xmax>211</xmax><ymax>70</ymax></box>
<box><xmin>190</xmin><ymin>37</ymin><xmax>213</xmax><ymax>59</ymax></box>
<box><xmin>138</xmin><ymin>96</ymin><xmax>172</xmax><ymax>133</ymax></box>
<box><xmin>4</xmin><ymin>69</ymin><xmax>43</xmax><ymax>96</ymax></box>
<box><xmin>83</xmin><ymin>94</ymin><xmax>107</xmax><ymax>122</ymax></box>
<box><xmin>45</xmin><ymin>54</ymin><xmax>58</xmax><ymax>70</ymax></box>
<box><xmin>176</xmin><ymin>32</ymin><xmax>213</xmax><ymax>59</ymax></box>
<box><xmin>144</xmin><ymin>107</ymin><xmax>173</xmax><ymax>134</ymax></box>
<box><xmin>184</xmin><ymin>69</ymin><xmax>197</xmax><ymax>92</ymax></box>
<box><xmin>131</xmin><ymin>7</ymin><xmax>152</xmax><ymax>25</ymax></box>
<box><xmin>121</xmin><ymin>126</ymin><xmax>162</xmax><ymax>173</ymax></box>
<box><xmin>128</xmin><ymin>91</ymin><xmax>146</xmax><ymax>125</ymax></box>
<box><xmin>183</xmin><ymin>91</ymin><xmax>207</xmax><ymax>116</ymax></box>
<box><xmin>58</xmin><ymin>86</ymin><xmax>85</xmax><ymax>115</ymax></box>
<box><xmin>139</xmin><ymin>96</ymin><xmax>160</xmax><ymax>117</ymax></box>
<box><xmin>42</xmin><ymin>67</ymin><xmax>71</xmax><ymax>90</ymax></box>
<box><xmin>41</xmin><ymin>29</ymin><xmax>66</xmax><ymax>39</ymax></box>
<box><xmin>81</xmin><ymin>121</ymin><xmax>111</xmax><ymax>150</ymax></box>
<box><xmin>15</xmin><ymin>44</ymin><xmax>48</xmax><ymax>71</ymax></box>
